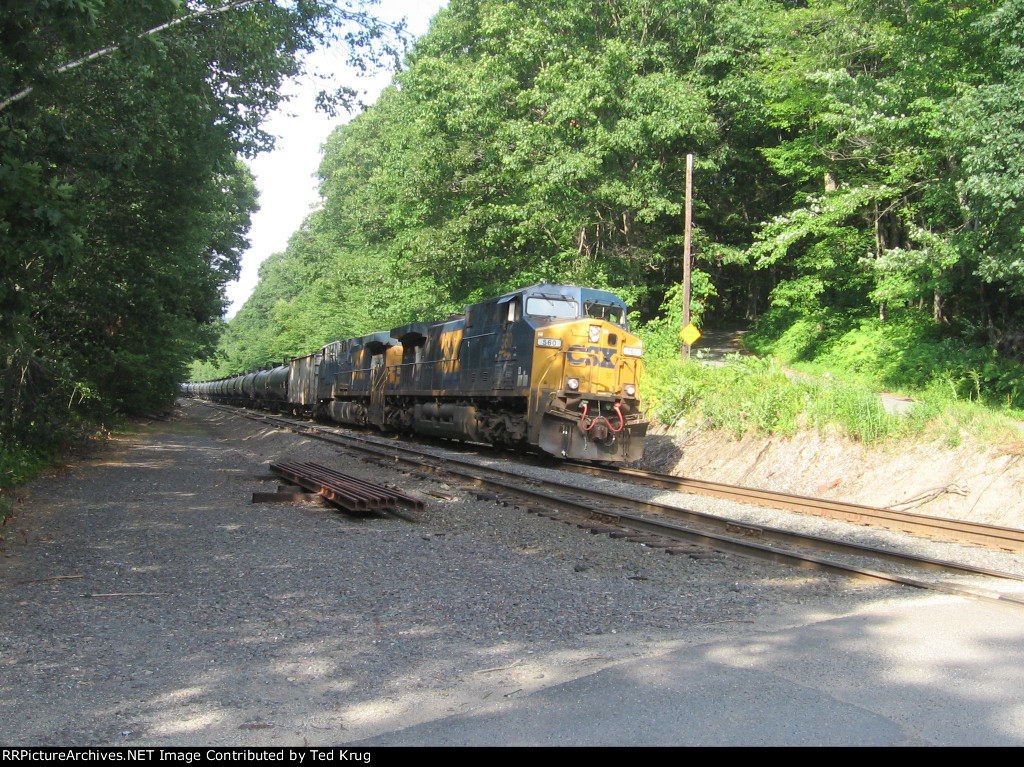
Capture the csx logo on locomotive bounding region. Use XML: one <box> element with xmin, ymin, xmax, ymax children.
<box><xmin>567</xmin><ymin>345</ymin><xmax>616</xmax><ymax>368</ymax></box>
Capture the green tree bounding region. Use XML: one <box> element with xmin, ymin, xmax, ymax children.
<box><xmin>307</xmin><ymin>0</ymin><xmax>783</xmax><ymax>319</ymax></box>
<box><xmin>748</xmin><ymin>0</ymin><xmax>1001</xmax><ymax>325</ymax></box>
<box><xmin>1</xmin><ymin>0</ymin><xmax>403</xmax><ymax>461</ymax></box>
<box><xmin>957</xmin><ymin>0</ymin><xmax>1024</xmax><ymax>300</ymax></box>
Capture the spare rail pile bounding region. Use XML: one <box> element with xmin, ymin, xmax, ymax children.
<box><xmin>270</xmin><ymin>461</ymin><xmax>424</xmax><ymax>513</ymax></box>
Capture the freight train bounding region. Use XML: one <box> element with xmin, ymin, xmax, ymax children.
<box><xmin>183</xmin><ymin>284</ymin><xmax>647</xmax><ymax>462</ymax></box>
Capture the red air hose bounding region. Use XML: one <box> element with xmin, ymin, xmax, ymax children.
<box><xmin>609</xmin><ymin>401</ymin><xmax>625</xmax><ymax>433</ymax></box>
<box><xmin>579</xmin><ymin>402</ymin><xmax>625</xmax><ymax>435</ymax></box>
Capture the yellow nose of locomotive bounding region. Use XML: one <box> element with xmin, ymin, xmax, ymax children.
<box><xmin>530</xmin><ymin>319</ymin><xmax>646</xmax><ymax>461</ymax></box>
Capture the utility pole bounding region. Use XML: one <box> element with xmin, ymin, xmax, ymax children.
<box><xmin>681</xmin><ymin>153</ymin><xmax>694</xmax><ymax>360</ymax></box>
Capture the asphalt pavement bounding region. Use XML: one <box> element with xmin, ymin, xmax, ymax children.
<box><xmin>355</xmin><ymin>595</ymin><xmax>1024</xmax><ymax>746</ymax></box>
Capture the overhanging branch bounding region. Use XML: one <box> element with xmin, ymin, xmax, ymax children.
<box><xmin>0</xmin><ymin>0</ymin><xmax>262</xmax><ymax>113</ymax></box>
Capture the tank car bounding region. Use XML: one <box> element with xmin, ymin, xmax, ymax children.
<box><xmin>187</xmin><ymin>284</ymin><xmax>647</xmax><ymax>462</ymax></box>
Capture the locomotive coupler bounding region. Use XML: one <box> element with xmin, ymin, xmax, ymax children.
<box><xmin>577</xmin><ymin>400</ymin><xmax>625</xmax><ymax>443</ymax></box>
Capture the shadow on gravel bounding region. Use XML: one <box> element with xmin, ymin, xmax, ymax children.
<box><xmin>631</xmin><ymin>431</ymin><xmax>686</xmax><ymax>473</ymax></box>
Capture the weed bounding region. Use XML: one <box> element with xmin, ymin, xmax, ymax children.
<box><xmin>641</xmin><ymin>345</ymin><xmax>1024</xmax><ymax>449</ymax></box>
<box><xmin>0</xmin><ymin>443</ymin><xmax>50</xmax><ymax>524</ymax></box>
<box><xmin>748</xmin><ymin>307</ymin><xmax>1024</xmax><ymax>413</ymax></box>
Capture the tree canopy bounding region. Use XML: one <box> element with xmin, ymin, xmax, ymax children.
<box><xmin>1</xmin><ymin>0</ymin><xmax>402</xmax><ymax>464</ymax></box>
<box><xmin>209</xmin><ymin>0</ymin><xmax>1024</xmax><ymax>406</ymax></box>
<box><xmin>8</xmin><ymin>0</ymin><xmax>1023</xmax><ymax>434</ymax></box>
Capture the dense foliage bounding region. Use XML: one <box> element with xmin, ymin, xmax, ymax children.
<box><xmin>208</xmin><ymin>0</ymin><xmax>1024</xmax><ymax>418</ymax></box>
<box><xmin>6</xmin><ymin>0</ymin><xmax>1018</xmax><ymax>466</ymax></box>
<box><xmin>1</xmin><ymin>0</ymin><xmax>400</xmax><ymax>495</ymax></box>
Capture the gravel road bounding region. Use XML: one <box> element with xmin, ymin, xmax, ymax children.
<box><xmin>0</xmin><ymin>402</ymin><xmax>951</xmax><ymax>745</ymax></box>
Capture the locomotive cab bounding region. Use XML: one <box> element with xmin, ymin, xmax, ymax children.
<box><xmin>519</xmin><ymin>285</ymin><xmax>647</xmax><ymax>462</ymax></box>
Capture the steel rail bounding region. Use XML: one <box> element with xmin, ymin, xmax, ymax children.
<box><xmin>560</xmin><ymin>461</ymin><xmax>1024</xmax><ymax>553</ymax></box>
<box><xmin>307</xmin><ymin>461</ymin><xmax>425</xmax><ymax>510</ymax></box>
<box><xmin>247</xmin><ymin>410</ymin><xmax>1024</xmax><ymax>581</ymax></box>
<box><xmin>269</xmin><ymin>460</ymin><xmax>424</xmax><ymax>513</ymax></box>
<box><xmin>224</xmin><ymin>397</ymin><xmax>1023</xmax><ymax>553</ymax></box>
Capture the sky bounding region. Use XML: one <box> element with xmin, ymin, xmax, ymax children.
<box><xmin>224</xmin><ymin>0</ymin><xmax>449</xmax><ymax>318</ymax></box>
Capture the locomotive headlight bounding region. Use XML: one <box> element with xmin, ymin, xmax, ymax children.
<box><xmin>588</xmin><ymin>324</ymin><xmax>601</xmax><ymax>343</ymax></box>
<box><xmin>622</xmin><ymin>345</ymin><xmax>643</xmax><ymax>358</ymax></box>
<box><xmin>623</xmin><ymin>383</ymin><xmax>637</xmax><ymax>397</ymax></box>
<box><xmin>566</xmin><ymin>378</ymin><xmax>580</xmax><ymax>391</ymax></box>
<box><xmin>537</xmin><ymin>337</ymin><xmax>562</xmax><ymax>348</ymax></box>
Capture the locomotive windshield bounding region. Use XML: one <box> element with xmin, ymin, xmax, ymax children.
<box><xmin>584</xmin><ymin>302</ymin><xmax>626</xmax><ymax>328</ymax></box>
<box><xmin>526</xmin><ymin>297</ymin><xmax>578</xmax><ymax>320</ymax></box>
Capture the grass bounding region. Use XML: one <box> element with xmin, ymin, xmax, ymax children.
<box><xmin>746</xmin><ymin>307</ymin><xmax>1024</xmax><ymax>411</ymax></box>
<box><xmin>639</xmin><ymin>304</ymin><xmax>1024</xmax><ymax>449</ymax></box>
<box><xmin>642</xmin><ymin>353</ymin><xmax>1024</xmax><ymax>449</ymax></box>
<box><xmin>0</xmin><ymin>443</ymin><xmax>51</xmax><ymax>524</ymax></box>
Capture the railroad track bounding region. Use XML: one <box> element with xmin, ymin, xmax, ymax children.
<box><xmin>556</xmin><ymin>461</ymin><xmax>1024</xmax><ymax>553</ymax></box>
<box><xmin>190</xmin><ymin>400</ymin><xmax>1024</xmax><ymax>608</ymax></box>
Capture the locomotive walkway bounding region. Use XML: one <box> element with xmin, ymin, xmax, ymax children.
<box><xmin>2</xmin><ymin>402</ymin><xmax>1024</xmax><ymax>746</ymax></box>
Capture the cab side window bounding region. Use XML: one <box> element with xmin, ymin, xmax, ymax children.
<box><xmin>505</xmin><ymin>298</ymin><xmax>521</xmax><ymax>324</ymax></box>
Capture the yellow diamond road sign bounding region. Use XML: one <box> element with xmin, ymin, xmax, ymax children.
<box><xmin>679</xmin><ymin>323</ymin><xmax>702</xmax><ymax>346</ymax></box>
